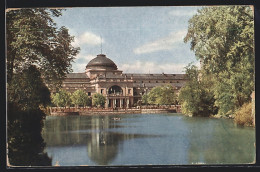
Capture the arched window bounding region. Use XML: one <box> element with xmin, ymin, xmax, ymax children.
<box><xmin>108</xmin><ymin>85</ymin><xmax>123</xmax><ymax>95</ymax></box>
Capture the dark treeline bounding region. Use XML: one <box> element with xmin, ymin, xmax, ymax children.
<box><xmin>6</xmin><ymin>9</ymin><xmax>79</xmax><ymax>166</ymax></box>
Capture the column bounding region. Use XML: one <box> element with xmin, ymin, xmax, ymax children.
<box><xmin>105</xmin><ymin>97</ymin><xmax>109</xmax><ymax>108</ymax></box>
<box><xmin>119</xmin><ymin>99</ymin><xmax>122</xmax><ymax>108</ymax></box>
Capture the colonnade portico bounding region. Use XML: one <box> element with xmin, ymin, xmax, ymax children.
<box><xmin>106</xmin><ymin>97</ymin><xmax>131</xmax><ymax>108</ymax></box>
<box><xmin>103</xmin><ymin>85</ymin><xmax>133</xmax><ymax>108</ymax></box>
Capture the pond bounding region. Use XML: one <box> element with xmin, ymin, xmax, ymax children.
<box><xmin>42</xmin><ymin>113</ymin><xmax>255</xmax><ymax>166</ymax></box>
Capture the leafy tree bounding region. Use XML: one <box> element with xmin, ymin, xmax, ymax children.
<box><xmin>7</xmin><ymin>103</ymin><xmax>52</xmax><ymax>166</ymax></box>
<box><xmin>7</xmin><ymin>65</ymin><xmax>53</xmax><ymax>166</ymax></box>
<box><xmin>147</xmin><ymin>86</ymin><xmax>162</xmax><ymax>105</ymax></box>
<box><xmin>159</xmin><ymin>85</ymin><xmax>176</xmax><ymax>105</ymax></box>
<box><xmin>92</xmin><ymin>93</ymin><xmax>106</xmax><ymax>107</ymax></box>
<box><xmin>142</xmin><ymin>94</ymin><xmax>149</xmax><ymax>105</ymax></box>
<box><xmin>178</xmin><ymin>64</ymin><xmax>216</xmax><ymax>116</ymax></box>
<box><xmin>6</xmin><ymin>9</ymin><xmax>80</xmax><ymax>90</ymax></box>
<box><xmin>71</xmin><ymin>89</ymin><xmax>91</xmax><ymax>107</ymax></box>
<box><xmin>147</xmin><ymin>85</ymin><xmax>176</xmax><ymax>105</ymax></box>
<box><xmin>6</xmin><ymin>8</ymin><xmax>79</xmax><ymax>166</ymax></box>
<box><xmin>51</xmin><ymin>90</ymin><xmax>72</xmax><ymax>108</ymax></box>
<box><xmin>8</xmin><ymin>65</ymin><xmax>51</xmax><ymax>111</ymax></box>
<box><xmin>184</xmin><ymin>6</ymin><xmax>254</xmax><ymax>116</ymax></box>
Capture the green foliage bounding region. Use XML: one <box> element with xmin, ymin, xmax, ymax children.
<box><xmin>92</xmin><ymin>93</ymin><xmax>106</xmax><ymax>107</ymax></box>
<box><xmin>184</xmin><ymin>6</ymin><xmax>254</xmax><ymax>116</ymax></box>
<box><xmin>234</xmin><ymin>102</ymin><xmax>253</xmax><ymax>126</ymax></box>
<box><xmin>147</xmin><ymin>86</ymin><xmax>162</xmax><ymax>105</ymax></box>
<box><xmin>147</xmin><ymin>85</ymin><xmax>176</xmax><ymax>105</ymax></box>
<box><xmin>159</xmin><ymin>85</ymin><xmax>177</xmax><ymax>105</ymax></box>
<box><xmin>142</xmin><ymin>94</ymin><xmax>149</xmax><ymax>105</ymax></box>
<box><xmin>178</xmin><ymin>65</ymin><xmax>216</xmax><ymax>116</ymax></box>
<box><xmin>184</xmin><ymin>6</ymin><xmax>254</xmax><ymax>74</ymax></box>
<box><xmin>6</xmin><ymin>9</ymin><xmax>80</xmax><ymax>90</ymax></box>
<box><xmin>51</xmin><ymin>90</ymin><xmax>72</xmax><ymax>107</ymax></box>
<box><xmin>6</xmin><ymin>9</ymin><xmax>79</xmax><ymax>166</ymax></box>
<box><xmin>8</xmin><ymin>65</ymin><xmax>51</xmax><ymax>111</ymax></box>
<box><xmin>7</xmin><ymin>103</ymin><xmax>52</xmax><ymax>166</ymax></box>
<box><xmin>71</xmin><ymin>89</ymin><xmax>91</xmax><ymax>107</ymax></box>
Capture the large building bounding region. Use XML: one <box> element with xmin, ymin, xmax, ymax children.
<box><xmin>61</xmin><ymin>54</ymin><xmax>187</xmax><ymax>108</ymax></box>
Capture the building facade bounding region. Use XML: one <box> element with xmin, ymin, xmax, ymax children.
<box><xmin>61</xmin><ymin>54</ymin><xmax>187</xmax><ymax>108</ymax></box>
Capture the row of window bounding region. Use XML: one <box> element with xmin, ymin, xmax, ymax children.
<box><xmin>63</xmin><ymin>84</ymin><xmax>90</xmax><ymax>87</ymax></box>
<box><xmin>100</xmin><ymin>89</ymin><xmax>132</xmax><ymax>94</ymax></box>
<box><xmin>134</xmin><ymin>80</ymin><xmax>180</xmax><ymax>83</ymax></box>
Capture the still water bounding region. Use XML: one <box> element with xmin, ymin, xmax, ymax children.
<box><xmin>42</xmin><ymin>113</ymin><xmax>255</xmax><ymax>166</ymax></box>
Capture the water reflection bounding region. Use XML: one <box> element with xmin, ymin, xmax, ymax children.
<box><xmin>182</xmin><ymin>116</ymin><xmax>255</xmax><ymax>164</ymax></box>
<box><xmin>42</xmin><ymin>114</ymin><xmax>255</xmax><ymax>165</ymax></box>
<box><xmin>43</xmin><ymin>115</ymin><xmax>160</xmax><ymax>165</ymax></box>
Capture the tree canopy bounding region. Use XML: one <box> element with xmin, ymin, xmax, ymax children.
<box><xmin>71</xmin><ymin>89</ymin><xmax>91</xmax><ymax>107</ymax></box>
<box><xmin>8</xmin><ymin>65</ymin><xmax>51</xmax><ymax>111</ymax></box>
<box><xmin>6</xmin><ymin>9</ymin><xmax>80</xmax><ymax>90</ymax></box>
<box><xmin>178</xmin><ymin>64</ymin><xmax>216</xmax><ymax>116</ymax></box>
<box><xmin>147</xmin><ymin>85</ymin><xmax>176</xmax><ymax>105</ymax></box>
<box><xmin>92</xmin><ymin>93</ymin><xmax>106</xmax><ymax>107</ymax></box>
<box><xmin>51</xmin><ymin>90</ymin><xmax>72</xmax><ymax>108</ymax></box>
<box><xmin>184</xmin><ymin>6</ymin><xmax>254</xmax><ymax>75</ymax></box>
<box><xmin>184</xmin><ymin>6</ymin><xmax>254</xmax><ymax>116</ymax></box>
<box><xmin>6</xmin><ymin>8</ymin><xmax>80</xmax><ymax>166</ymax></box>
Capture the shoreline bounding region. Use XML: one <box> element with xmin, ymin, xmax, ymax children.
<box><xmin>48</xmin><ymin>108</ymin><xmax>178</xmax><ymax>116</ymax></box>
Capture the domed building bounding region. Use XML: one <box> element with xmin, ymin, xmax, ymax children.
<box><xmin>61</xmin><ymin>54</ymin><xmax>187</xmax><ymax>108</ymax></box>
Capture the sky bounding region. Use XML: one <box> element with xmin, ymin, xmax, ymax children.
<box><xmin>53</xmin><ymin>7</ymin><xmax>201</xmax><ymax>74</ymax></box>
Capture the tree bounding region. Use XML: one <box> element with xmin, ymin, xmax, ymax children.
<box><xmin>8</xmin><ymin>65</ymin><xmax>51</xmax><ymax>111</ymax></box>
<box><xmin>6</xmin><ymin>8</ymin><xmax>79</xmax><ymax>166</ymax></box>
<box><xmin>147</xmin><ymin>85</ymin><xmax>176</xmax><ymax>105</ymax></box>
<box><xmin>178</xmin><ymin>64</ymin><xmax>216</xmax><ymax>116</ymax></box>
<box><xmin>51</xmin><ymin>90</ymin><xmax>72</xmax><ymax>108</ymax></box>
<box><xmin>147</xmin><ymin>86</ymin><xmax>162</xmax><ymax>105</ymax></box>
<box><xmin>7</xmin><ymin>104</ymin><xmax>52</xmax><ymax>166</ymax></box>
<box><xmin>71</xmin><ymin>89</ymin><xmax>91</xmax><ymax>107</ymax></box>
<box><xmin>6</xmin><ymin>9</ymin><xmax>80</xmax><ymax>90</ymax></box>
<box><xmin>184</xmin><ymin>6</ymin><xmax>254</xmax><ymax>116</ymax></box>
<box><xmin>159</xmin><ymin>85</ymin><xmax>176</xmax><ymax>105</ymax></box>
<box><xmin>142</xmin><ymin>94</ymin><xmax>149</xmax><ymax>105</ymax></box>
<box><xmin>7</xmin><ymin>66</ymin><xmax>53</xmax><ymax>166</ymax></box>
<box><xmin>92</xmin><ymin>93</ymin><xmax>106</xmax><ymax>107</ymax></box>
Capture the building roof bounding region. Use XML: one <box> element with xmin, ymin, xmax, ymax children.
<box><xmin>123</xmin><ymin>73</ymin><xmax>187</xmax><ymax>80</ymax></box>
<box><xmin>66</xmin><ymin>73</ymin><xmax>88</xmax><ymax>78</ymax></box>
<box><xmin>86</xmin><ymin>54</ymin><xmax>118</xmax><ymax>70</ymax></box>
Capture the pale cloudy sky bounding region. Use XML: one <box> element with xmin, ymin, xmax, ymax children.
<box><xmin>53</xmin><ymin>7</ymin><xmax>201</xmax><ymax>74</ymax></box>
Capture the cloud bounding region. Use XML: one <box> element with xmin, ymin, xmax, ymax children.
<box><xmin>133</xmin><ymin>31</ymin><xmax>187</xmax><ymax>54</ymax></box>
<box><xmin>72</xmin><ymin>54</ymin><xmax>96</xmax><ymax>72</ymax></box>
<box><xmin>72</xmin><ymin>31</ymin><xmax>102</xmax><ymax>47</ymax></box>
<box><xmin>71</xmin><ymin>55</ymin><xmax>200</xmax><ymax>74</ymax></box>
<box><xmin>120</xmin><ymin>61</ymin><xmax>189</xmax><ymax>74</ymax></box>
<box><xmin>169</xmin><ymin>9</ymin><xmax>197</xmax><ymax>17</ymax></box>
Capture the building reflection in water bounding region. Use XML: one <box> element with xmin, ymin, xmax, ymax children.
<box><xmin>42</xmin><ymin>115</ymin><xmax>160</xmax><ymax>165</ymax></box>
<box><xmin>86</xmin><ymin>116</ymin><xmax>119</xmax><ymax>165</ymax></box>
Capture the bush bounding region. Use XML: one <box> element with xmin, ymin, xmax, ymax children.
<box><xmin>234</xmin><ymin>102</ymin><xmax>254</xmax><ymax>126</ymax></box>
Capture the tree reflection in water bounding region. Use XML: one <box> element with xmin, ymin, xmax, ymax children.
<box><xmin>182</xmin><ymin>116</ymin><xmax>255</xmax><ymax>164</ymax></box>
<box><xmin>43</xmin><ymin>115</ymin><xmax>160</xmax><ymax>165</ymax></box>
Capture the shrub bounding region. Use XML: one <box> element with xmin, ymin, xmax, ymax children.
<box><xmin>234</xmin><ymin>102</ymin><xmax>254</xmax><ymax>126</ymax></box>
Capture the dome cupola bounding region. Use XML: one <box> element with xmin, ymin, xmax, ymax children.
<box><xmin>86</xmin><ymin>54</ymin><xmax>118</xmax><ymax>70</ymax></box>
